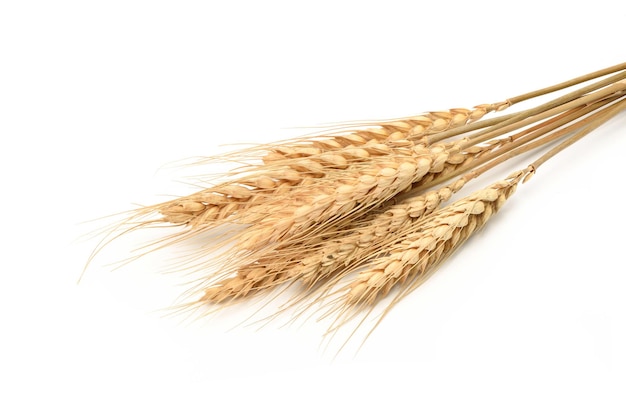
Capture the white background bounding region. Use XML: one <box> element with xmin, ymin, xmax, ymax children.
<box><xmin>1</xmin><ymin>1</ymin><xmax>625</xmax><ymax>416</ymax></box>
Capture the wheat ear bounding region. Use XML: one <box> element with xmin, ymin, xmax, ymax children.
<box><xmin>314</xmin><ymin>169</ymin><xmax>527</xmax><ymax>351</ymax></box>
<box><xmin>233</xmin><ymin>142</ymin><xmax>452</xmax><ymax>252</ymax></box>
<box><xmin>346</xmin><ymin>172</ymin><xmax>524</xmax><ymax>308</ymax></box>
<box><xmin>152</xmin><ymin>102</ymin><xmax>505</xmax><ymax>227</ymax></box>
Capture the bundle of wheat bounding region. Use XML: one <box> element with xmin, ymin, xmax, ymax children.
<box><xmin>87</xmin><ymin>62</ymin><xmax>626</xmax><ymax>351</ymax></box>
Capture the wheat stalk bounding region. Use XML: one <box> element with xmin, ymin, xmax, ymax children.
<box><xmin>231</xmin><ymin>143</ymin><xmax>442</xmax><ymax>251</ymax></box>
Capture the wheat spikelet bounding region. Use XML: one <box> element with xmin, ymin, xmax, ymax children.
<box><xmin>199</xmin><ymin>265</ymin><xmax>283</xmax><ymax>304</ymax></box>
<box><xmin>256</xmin><ymin>102</ymin><xmax>507</xmax><ymax>162</ymax></box>
<box><xmin>157</xmin><ymin>179</ymin><xmax>292</xmax><ymax>226</ymax></box>
<box><xmin>138</xmin><ymin>150</ymin><xmax>361</xmax><ymax>231</ymax></box>
<box><xmin>147</xmin><ymin>140</ymin><xmax>423</xmax><ymax>230</ymax></box>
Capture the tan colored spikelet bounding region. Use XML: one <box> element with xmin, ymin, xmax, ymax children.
<box><xmin>200</xmin><ymin>266</ymin><xmax>283</xmax><ymax>304</ymax></box>
<box><xmin>157</xmin><ymin>180</ymin><xmax>288</xmax><ymax>227</ymax></box>
<box><xmin>153</xmin><ymin>143</ymin><xmax>418</xmax><ymax>228</ymax></box>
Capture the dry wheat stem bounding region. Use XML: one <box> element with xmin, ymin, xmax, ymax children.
<box><xmin>455</xmin><ymin>79</ymin><xmax>626</xmax><ymax>150</ymax></box>
<box><xmin>408</xmin><ymin>93</ymin><xmax>626</xmax><ymax>194</ymax></box>
<box><xmin>531</xmin><ymin>96</ymin><xmax>626</xmax><ymax>171</ymax></box>
<box><xmin>507</xmin><ymin>62</ymin><xmax>626</xmax><ymax>104</ymax></box>
<box><xmin>471</xmin><ymin>95</ymin><xmax>626</xmax><ymax>184</ymax></box>
<box><xmin>416</xmin><ymin>63</ymin><xmax>626</xmax><ymax>144</ymax></box>
<box><xmin>423</xmin><ymin>70</ymin><xmax>626</xmax><ymax>145</ymax></box>
<box><xmin>462</xmin><ymin>82</ymin><xmax>626</xmax><ymax>149</ymax></box>
<box><xmin>480</xmin><ymin>70</ymin><xmax>626</xmax><ymax>137</ymax></box>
